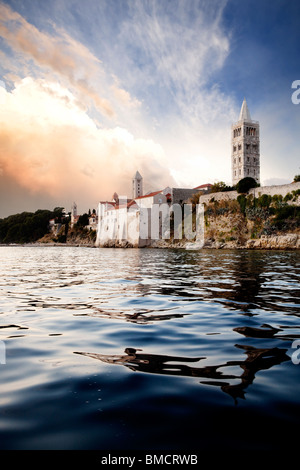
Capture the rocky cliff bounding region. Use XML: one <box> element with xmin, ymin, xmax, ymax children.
<box><xmin>152</xmin><ymin>194</ymin><xmax>300</xmax><ymax>250</ymax></box>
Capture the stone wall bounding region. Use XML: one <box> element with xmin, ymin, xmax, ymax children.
<box><xmin>249</xmin><ymin>181</ymin><xmax>300</xmax><ymax>198</ymax></box>
<box><xmin>200</xmin><ymin>190</ymin><xmax>238</xmax><ymax>204</ymax></box>
<box><xmin>200</xmin><ymin>182</ymin><xmax>300</xmax><ymax>205</ymax></box>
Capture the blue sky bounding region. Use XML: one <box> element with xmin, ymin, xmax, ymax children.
<box><xmin>0</xmin><ymin>0</ymin><xmax>299</xmax><ymax>216</ymax></box>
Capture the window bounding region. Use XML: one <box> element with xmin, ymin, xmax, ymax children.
<box><xmin>246</xmin><ymin>127</ymin><xmax>257</xmax><ymax>136</ymax></box>
<box><xmin>233</xmin><ymin>127</ymin><xmax>241</xmax><ymax>138</ymax></box>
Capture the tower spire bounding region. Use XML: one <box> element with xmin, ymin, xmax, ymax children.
<box><xmin>238</xmin><ymin>97</ymin><xmax>252</xmax><ymax>122</ymax></box>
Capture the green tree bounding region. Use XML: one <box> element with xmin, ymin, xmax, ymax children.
<box><xmin>211</xmin><ymin>181</ymin><xmax>234</xmax><ymax>193</ymax></box>
<box><xmin>77</xmin><ymin>213</ymin><xmax>89</xmax><ymax>227</ymax></box>
<box><xmin>294</xmin><ymin>174</ymin><xmax>300</xmax><ymax>182</ymax></box>
<box><xmin>0</xmin><ymin>208</ymin><xmax>63</xmax><ymax>244</ymax></box>
<box><xmin>236</xmin><ymin>177</ymin><xmax>258</xmax><ymax>194</ymax></box>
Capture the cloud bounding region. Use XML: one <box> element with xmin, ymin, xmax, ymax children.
<box><xmin>0</xmin><ymin>0</ymin><xmax>242</xmax><ymax>214</ymax></box>
<box><xmin>0</xmin><ymin>78</ymin><xmax>175</xmax><ymax>214</ymax></box>
<box><xmin>105</xmin><ymin>0</ymin><xmax>237</xmax><ymax>185</ymax></box>
<box><xmin>0</xmin><ymin>3</ymin><xmax>140</xmax><ymax>119</ymax></box>
<box><xmin>115</xmin><ymin>0</ymin><xmax>231</xmax><ymax>121</ymax></box>
<box><xmin>263</xmin><ymin>178</ymin><xmax>292</xmax><ymax>186</ymax></box>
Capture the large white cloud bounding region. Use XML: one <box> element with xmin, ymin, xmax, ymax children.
<box><xmin>0</xmin><ymin>78</ymin><xmax>174</xmax><ymax>212</ymax></box>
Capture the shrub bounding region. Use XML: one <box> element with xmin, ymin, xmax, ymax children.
<box><xmin>257</xmin><ymin>194</ymin><xmax>272</xmax><ymax>208</ymax></box>
<box><xmin>237</xmin><ymin>194</ymin><xmax>247</xmax><ymax>214</ymax></box>
<box><xmin>284</xmin><ymin>192</ymin><xmax>293</xmax><ymax>202</ymax></box>
<box><xmin>271</xmin><ymin>205</ymin><xmax>300</xmax><ymax>231</ymax></box>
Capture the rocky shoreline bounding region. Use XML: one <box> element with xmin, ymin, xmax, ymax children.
<box><xmin>2</xmin><ymin>232</ymin><xmax>299</xmax><ymax>251</ymax></box>
<box><xmin>150</xmin><ymin>233</ymin><xmax>300</xmax><ymax>250</ymax></box>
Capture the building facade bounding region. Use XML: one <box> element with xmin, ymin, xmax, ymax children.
<box><xmin>232</xmin><ymin>98</ymin><xmax>260</xmax><ymax>186</ymax></box>
<box><xmin>95</xmin><ymin>170</ymin><xmax>209</xmax><ymax>247</ymax></box>
<box><xmin>95</xmin><ymin>191</ymin><xmax>168</xmax><ymax>247</ymax></box>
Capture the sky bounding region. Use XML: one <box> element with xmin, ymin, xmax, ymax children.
<box><xmin>0</xmin><ymin>0</ymin><xmax>299</xmax><ymax>217</ymax></box>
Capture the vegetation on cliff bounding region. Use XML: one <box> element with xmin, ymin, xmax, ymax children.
<box><xmin>208</xmin><ymin>176</ymin><xmax>259</xmax><ymax>194</ymax></box>
<box><xmin>0</xmin><ymin>207</ymin><xmax>96</xmax><ymax>245</ymax></box>
<box><xmin>203</xmin><ymin>191</ymin><xmax>300</xmax><ymax>246</ymax></box>
<box><xmin>0</xmin><ymin>207</ymin><xmax>64</xmax><ymax>244</ymax></box>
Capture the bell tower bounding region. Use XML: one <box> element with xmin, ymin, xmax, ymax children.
<box><xmin>132</xmin><ymin>171</ymin><xmax>143</xmax><ymax>198</ymax></box>
<box><xmin>231</xmin><ymin>98</ymin><xmax>260</xmax><ymax>186</ymax></box>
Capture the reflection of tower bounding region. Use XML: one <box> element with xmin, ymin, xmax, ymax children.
<box><xmin>132</xmin><ymin>171</ymin><xmax>143</xmax><ymax>198</ymax></box>
<box><xmin>232</xmin><ymin>98</ymin><xmax>260</xmax><ymax>186</ymax></box>
<box><xmin>71</xmin><ymin>202</ymin><xmax>77</xmax><ymax>225</ymax></box>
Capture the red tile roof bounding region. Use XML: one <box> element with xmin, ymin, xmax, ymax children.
<box><xmin>134</xmin><ymin>190</ymin><xmax>163</xmax><ymax>200</ymax></box>
<box><xmin>99</xmin><ymin>201</ymin><xmax>116</xmax><ymax>206</ymax></box>
<box><xmin>194</xmin><ymin>184</ymin><xmax>212</xmax><ymax>190</ymax></box>
<box><xmin>114</xmin><ymin>200</ymin><xmax>138</xmax><ymax>210</ymax></box>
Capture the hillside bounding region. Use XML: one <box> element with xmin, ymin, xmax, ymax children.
<box><xmin>0</xmin><ymin>208</ymin><xmax>63</xmax><ymax>244</ymax></box>
<box><xmin>38</xmin><ymin>225</ymin><xmax>96</xmax><ymax>246</ymax></box>
<box><xmin>0</xmin><ymin>208</ymin><xmax>96</xmax><ymax>247</ymax></box>
<box><xmin>202</xmin><ymin>194</ymin><xmax>300</xmax><ymax>249</ymax></box>
<box><xmin>152</xmin><ymin>190</ymin><xmax>300</xmax><ymax>250</ymax></box>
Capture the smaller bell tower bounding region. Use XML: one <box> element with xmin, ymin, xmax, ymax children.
<box><xmin>71</xmin><ymin>201</ymin><xmax>77</xmax><ymax>225</ymax></box>
<box><xmin>132</xmin><ymin>171</ymin><xmax>143</xmax><ymax>198</ymax></box>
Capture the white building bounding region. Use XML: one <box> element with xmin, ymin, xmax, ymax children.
<box><xmin>231</xmin><ymin>98</ymin><xmax>260</xmax><ymax>186</ymax></box>
<box><xmin>95</xmin><ymin>171</ymin><xmax>207</xmax><ymax>247</ymax></box>
<box><xmin>95</xmin><ymin>189</ymin><xmax>169</xmax><ymax>247</ymax></box>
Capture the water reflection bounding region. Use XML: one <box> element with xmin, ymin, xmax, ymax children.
<box><xmin>114</xmin><ymin>250</ymin><xmax>300</xmax><ymax>318</ymax></box>
<box><xmin>234</xmin><ymin>324</ymin><xmax>300</xmax><ymax>341</ymax></box>
<box><xmin>75</xmin><ymin>345</ymin><xmax>290</xmax><ymax>404</ymax></box>
<box><xmin>1</xmin><ymin>247</ymin><xmax>299</xmax><ymax>450</ymax></box>
<box><xmin>192</xmin><ymin>250</ymin><xmax>300</xmax><ymax>316</ymax></box>
<box><xmin>78</xmin><ymin>306</ymin><xmax>187</xmax><ymax>324</ymax></box>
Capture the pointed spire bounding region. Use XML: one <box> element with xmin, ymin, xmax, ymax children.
<box><xmin>133</xmin><ymin>170</ymin><xmax>142</xmax><ymax>180</ymax></box>
<box><xmin>238</xmin><ymin>97</ymin><xmax>252</xmax><ymax>122</ymax></box>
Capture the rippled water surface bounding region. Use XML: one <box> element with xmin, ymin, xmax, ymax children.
<box><xmin>0</xmin><ymin>246</ymin><xmax>299</xmax><ymax>451</ymax></box>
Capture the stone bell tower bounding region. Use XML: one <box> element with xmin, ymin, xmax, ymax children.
<box><xmin>132</xmin><ymin>171</ymin><xmax>143</xmax><ymax>198</ymax></box>
<box><xmin>231</xmin><ymin>98</ymin><xmax>260</xmax><ymax>186</ymax></box>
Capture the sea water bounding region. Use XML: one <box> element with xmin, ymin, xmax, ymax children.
<box><xmin>0</xmin><ymin>246</ymin><xmax>299</xmax><ymax>451</ymax></box>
